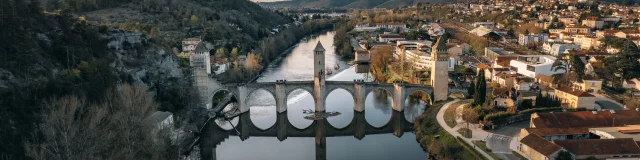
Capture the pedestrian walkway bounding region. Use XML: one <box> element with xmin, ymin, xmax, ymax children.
<box><xmin>436</xmin><ymin>99</ymin><xmax>495</xmax><ymax>160</ymax></box>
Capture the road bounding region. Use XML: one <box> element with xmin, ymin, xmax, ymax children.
<box><xmin>486</xmin><ymin>122</ymin><xmax>529</xmax><ymax>160</ymax></box>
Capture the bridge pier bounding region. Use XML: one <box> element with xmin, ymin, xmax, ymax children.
<box><xmin>277</xmin><ymin>112</ymin><xmax>288</xmax><ymax>141</ymax></box>
<box><xmin>314</xmin><ymin>120</ymin><xmax>327</xmax><ymax>160</ymax></box>
<box><xmin>314</xmin><ymin>78</ymin><xmax>326</xmax><ymax>112</ymax></box>
<box><xmin>237</xmin><ymin>85</ymin><xmax>249</xmax><ymax>113</ymax></box>
<box><xmin>353</xmin><ymin>81</ymin><xmax>366</xmax><ymax>112</ymax></box>
<box><xmin>275</xmin><ymin>82</ymin><xmax>287</xmax><ymax>113</ymax></box>
<box><xmin>392</xmin><ymin>111</ymin><xmax>405</xmax><ymax>138</ymax></box>
<box><xmin>239</xmin><ymin>113</ymin><xmax>251</xmax><ymax>141</ymax></box>
<box><xmin>354</xmin><ymin>111</ymin><xmax>366</xmax><ymax>140</ymax></box>
<box><xmin>392</xmin><ymin>83</ymin><xmax>405</xmax><ymax>112</ymax></box>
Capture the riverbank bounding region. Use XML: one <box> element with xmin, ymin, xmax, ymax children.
<box><xmin>413</xmin><ymin>100</ymin><xmax>486</xmax><ymax>160</ymax></box>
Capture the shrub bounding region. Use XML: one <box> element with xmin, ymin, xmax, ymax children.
<box><xmin>483</xmin><ymin>111</ymin><xmax>514</xmax><ymax>121</ymax></box>
<box><xmin>518</xmin><ymin>107</ymin><xmax>562</xmax><ymax>115</ymax></box>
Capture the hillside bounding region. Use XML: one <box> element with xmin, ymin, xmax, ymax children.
<box><xmin>0</xmin><ymin>0</ymin><xmax>294</xmax><ymax>159</ymax></box>
<box><xmin>258</xmin><ymin>0</ymin><xmax>451</xmax><ymax>8</ymax></box>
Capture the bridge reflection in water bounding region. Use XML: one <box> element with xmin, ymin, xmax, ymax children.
<box><xmin>200</xmin><ymin>110</ymin><xmax>415</xmax><ymax>160</ymax></box>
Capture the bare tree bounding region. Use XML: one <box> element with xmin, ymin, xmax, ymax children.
<box><xmin>25</xmin><ymin>84</ymin><xmax>176</xmax><ymax>160</ymax></box>
<box><xmin>462</xmin><ymin>107</ymin><xmax>479</xmax><ymax>130</ymax></box>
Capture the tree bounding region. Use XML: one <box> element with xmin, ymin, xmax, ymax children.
<box><xmin>555</xmin><ymin>150</ymin><xmax>574</xmax><ymax>160</ymax></box>
<box><xmin>474</xmin><ymin>70</ymin><xmax>487</xmax><ymax>105</ymax></box>
<box><xmin>507</xmin><ymin>28</ymin><xmax>515</xmax><ymax>37</ymax></box>
<box><xmin>245</xmin><ymin>52</ymin><xmax>262</xmax><ymax>74</ymax></box>
<box><xmin>24</xmin><ymin>84</ymin><xmax>177</xmax><ymax>160</ymax></box>
<box><xmin>468</xmin><ymin>82</ymin><xmax>475</xmax><ymax>97</ymax></box>
<box><xmin>462</xmin><ymin>107</ymin><xmax>479</xmax><ymax>129</ymax></box>
<box><xmin>190</xmin><ymin>15</ymin><xmax>199</xmax><ymax>26</ymax></box>
<box><xmin>571</xmin><ymin>55</ymin><xmax>586</xmax><ymax>81</ymax></box>
<box><xmin>230</xmin><ymin>47</ymin><xmax>239</xmax><ymax>60</ymax></box>
<box><xmin>215</xmin><ymin>48</ymin><xmax>227</xmax><ymax>58</ymax></box>
<box><xmin>521</xmin><ymin>99</ymin><xmax>533</xmax><ymax>109</ymax></box>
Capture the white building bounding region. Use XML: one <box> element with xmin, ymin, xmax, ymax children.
<box><xmin>427</xmin><ymin>23</ymin><xmax>446</xmax><ymax>37</ymax></box>
<box><xmin>378</xmin><ymin>34</ymin><xmax>405</xmax><ymax>43</ymax></box>
<box><xmin>469</xmin><ymin>26</ymin><xmax>493</xmax><ymax>37</ymax></box>
<box><xmin>375</xmin><ymin>23</ymin><xmax>406</xmax><ymax>31</ymax></box>
<box><xmin>550</xmin><ymin>44</ymin><xmax>581</xmax><ymax>56</ymax></box>
<box><xmin>396</xmin><ymin>41</ymin><xmax>454</xmax><ymax>71</ymax></box>
<box><xmin>473</xmin><ymin>22</ymin><xmax>495</xmax><ymax>29</ymax></box>
<box><xmin>212</xmin><ymin>58</ymin><xmax>230</xmax><ymax>75</ymax></box>
<box><xmin>519</xmin><ymin>33</ymin><xmax>549</xmax><ymax>46</ymax></box>
<box><xmin>510</xmin><ymin>55</ymin><xmax>565</xmax><ymax>78</ymax></box>
<box><xmin>150</xmin><ymin>111</ymin><xmax>174</xmax><ymax>129</ymax></box>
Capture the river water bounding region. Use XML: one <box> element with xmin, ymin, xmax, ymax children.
<box><xmin>207</xmin><ymin>32</ymin><xmax>428</xmax><ymax>160</ymax></box>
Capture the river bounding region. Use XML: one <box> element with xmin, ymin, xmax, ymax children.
<box><xmin>205</xmin><ymin>32</ymin><xmax>428</xmax><ymax>160</ymax></box>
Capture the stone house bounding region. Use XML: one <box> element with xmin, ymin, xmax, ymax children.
<box><xmin>571</xmin><ymin>76</ymin><xmax>603</xmax><ymax>93</ymax></box>
<box><xmin>519</xmin><ymin>134</ymin><xmax>565</xmax><ymax>160</ymax></box>
<box><xmin>514</xmin><ymin>78</ymin><xmax>534</xmax><ymax>91</ymax></box>
<box><xmin>150</xmin><ymin>111</ymin><xmax>174</xmax><ymax>129</ymax></box>
<box><xmin>492</xmin><ymin>88</ymin><xmax>515</xmax><ymax>108</ymax></box>
<box><xmin>554</xmin><ymin>87</ymin><xmax>596</xmax><ymax>110</ymax></box>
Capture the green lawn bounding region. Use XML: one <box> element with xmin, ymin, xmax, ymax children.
<box><xmin>457</xmin><ymin>128</ymin><xmax>472</xmax><ymax>138</ymax></box>
<box><xmin>444</xmin><ymin>100</ymin><xmax>472</xmax><ymax>128</ymax></box>
<box><xmin>444</xmin><ymin>103</ymin><xmax>458</xmax><ymax>128</ymax></box>
<box><xmin>472</xmin><ymin>141</ymin><xmax>501</xmax><ymax>160</ymax></box>
<box><xmin>414</xmin><ymin>100</ymin><xmax>486</xmax><ymax>160</ymax></box>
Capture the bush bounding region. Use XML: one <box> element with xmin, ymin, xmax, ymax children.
<box><xmin>483</xmin><ymin>111</ymin><xmax>515</xmax><ymax>121</ymax></box>
<box><xmin>518</xmin><ymin>107</ymin><xmax>562</xmax><ymax>115</ymax></box>
<box><xmin>520</xmin><ymin>99</ymin><xmax>533</xmax><ymax>109</ymax></box>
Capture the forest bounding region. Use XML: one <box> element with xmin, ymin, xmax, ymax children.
<box><xmin>0</xmin><ymin>0</ymin><xmax>307</xmax><ymax>159</ymax></box>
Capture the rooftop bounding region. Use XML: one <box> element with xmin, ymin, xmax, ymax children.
<box><xmin>535</xmin><ymin>74</ymin><xmax>554</xmax><ymax>83</ymax></box>
<box><xmin>589</xmin><ymin>125</ymin><xmax>640</xmax><ymax>141</ymax></box>
<box><xmin>553</xmin><ymin>138</ymin><xmax>640</xmax><ymax>156</ymax></box>
<box><xmin>520</xmin><ymin>134</ymin><xmax>563</xmax><ymax>156</ymax></box>
<box><xmin>555</xmin><ymin>86</ymin><xmax>595</xmax><ymax>97</ymax></box>
<box><xmin>526</xmin><ymin>127</ymin><xmax>590</xmax><ymax>137</ymax></box>
<box><xmin>532</xmin><ymin>110</ymin><xmax>640</xmax><ymax>128</ymax></box>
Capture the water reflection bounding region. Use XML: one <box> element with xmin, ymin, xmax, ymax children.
<box><xmin>202</xmin><ymin>110</ymin><xmax>420</xmax><ymax>160</ymax></box>
<box><xmin>206</xmin><ymin>32</ymin><xmax>428</xmax><ymax>160</ymax></box>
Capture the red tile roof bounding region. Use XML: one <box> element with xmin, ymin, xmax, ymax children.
<box><xmin>532</xmin><ymin>110</ymin><xmax>640</xmax><ymax>128</ymax></box>
<box><xmin>492</xmin><ymin>87</ymin><xmax>511</xmax><ymax>96</ymax></box>
<box><xmin>525</xmin><ymin>128</ymin><xmax>590</xmax><ymax>137</ymax></box>
<box><xmin>535</xmin><ymin>74</ymin><xmax>554</xmax><ymax>83</ymax></box>
<box><xmin>553</xmin><ymin>138</ymin><xmax>640</xmax><ymax>156</ymax></box>
<box><xmin>477</xmin><ymin>63</ymin><xmax>489</xmax><ymax>69</ymax></box>
<box><xmin>555</xmin><ymin>86</ymin><xmax>595</xmax><ymax>97</ymax></box>
<box><xmin>520</xmin><ymin>134</ymin><xmax>563</xmax><ymax>156</ymax></box>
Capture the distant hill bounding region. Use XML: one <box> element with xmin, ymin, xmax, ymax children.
<box><xmin>257</xmin><ymin>0</ymin><xmax>451</xmax><ymax>8</ymax></box>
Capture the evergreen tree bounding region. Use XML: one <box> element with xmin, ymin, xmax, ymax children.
<box><xmin>468</xmin><ymin>82</ymin><xmax>475</xmax><ymax>97</ymax></box>
<box><xmin>474</xmin><ymin>71</ymin><xmax>487</xmax><ymax>105</ymax></box>
<box><xmin>571</xmin><ymin>55</ymin><xmax>586</xmax><ymax>81</ymax></box>
<box><xmin>535</xmin><ymin>91</ymin><xmax>543</xmax><ymax>107</ymax></box>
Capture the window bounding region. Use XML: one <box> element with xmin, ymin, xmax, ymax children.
<box><xmin>527</xmin><ymin>65</ymin><xmax>536</xmax><ymax>72</ymax></box>
<box><xmin>511</xmin><ymin>66</ymin><xmax>518</xmax><ymax>71</ymax></box>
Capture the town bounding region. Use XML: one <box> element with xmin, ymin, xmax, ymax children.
<box><xmin>4</xmin><ymin>0</ymin><xmax>640</xmax><ymax>159</ymax></box>
<box><xmin>176</xmin><ymin>0</ymin><xmax>640</xmax><ymax>159</ymax></box>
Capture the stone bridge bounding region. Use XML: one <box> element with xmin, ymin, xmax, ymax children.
<box><xmin>199</xmin><ymin>111</ymin><xmax>415</xmax><ymax>160</ymax></box>
<box><xmin>210</xmin><ymin>80</ymin><xmax>434</xmax><ymax>113</ymax></box>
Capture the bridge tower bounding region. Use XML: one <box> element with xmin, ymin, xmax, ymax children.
<box><xmin>430</xmin><ymin>37</ymin><xmax>450</xmax><ymax>102</ymax></box>
<box><xmin>314</xmin><ymin>41</ymin><xmax>326</xmax><ymax>112</ymax></box>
